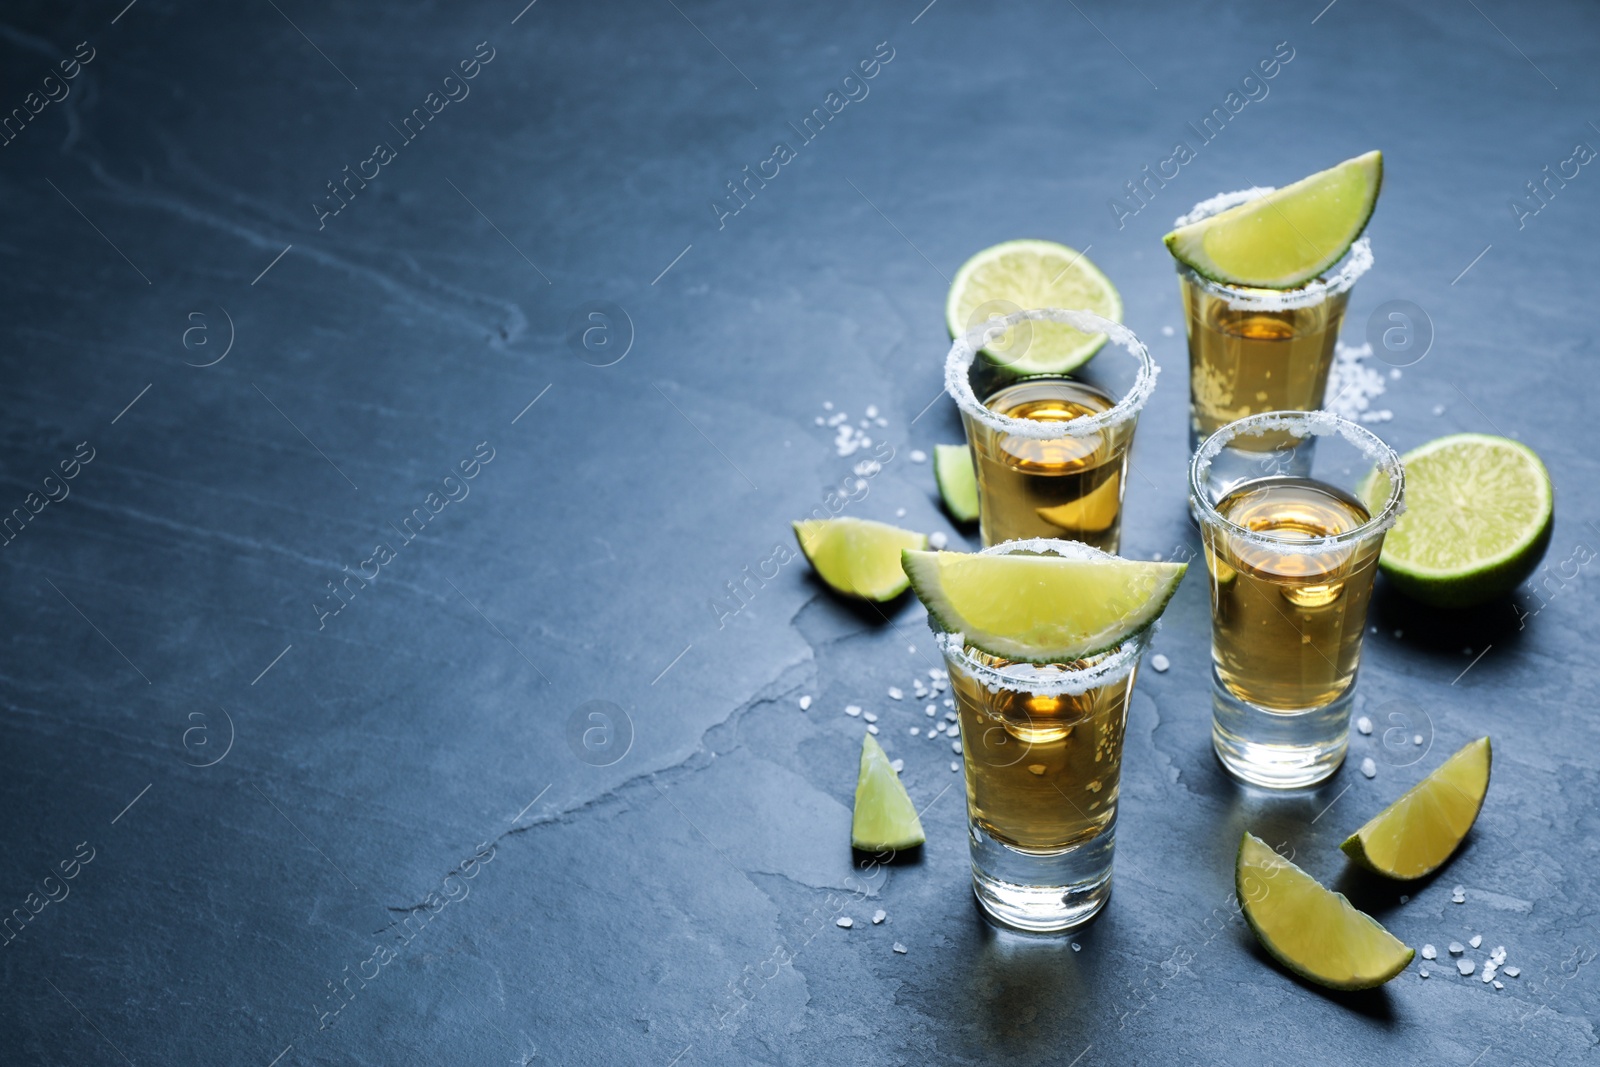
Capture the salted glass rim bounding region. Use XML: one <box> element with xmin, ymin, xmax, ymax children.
<box><xmin>943</xmin><ymin>308</ymin><xmax>1158</xmax><ymax>441</ymax></box>
<box><xmin>1188</xmin><ymin>410</ymin><xmax>1406</xmax><ymax>556</ymax></box>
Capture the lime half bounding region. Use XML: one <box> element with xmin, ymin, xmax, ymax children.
<box><xmin>1164</xmin><ymin>151</ymin><xmax>1382</xmax><ymax>288</ymax></box>
<box><xmin>1237</xmin><ymin>833</ymin><xmax>1413</xmax><ymax>990</ymax></box>
<box><xmin>933</xmin><ymin>444</ymin><xmax>979</xmax><ymax>523</ymax></box>
<box><xmin>1360</xmin><ymin>433</ymin><xmax>1552</xmax><ymax>608</ymax></box>
<box><xmin>944</xmin><ymin>240</ymin><xmax>1122</xmax><ymax>374</ymax></box>
<box><xmin>794</xmin><ymin>518</ymin><xmax>926</xmax><ymax>601</ymax></box>
<box><xmin>900</xmin><ymin>549</ymin><xmax>1185</xmax><ymax>663</ymax></box>
<box><xmin>1342</xmin><ymin>737</ymin><xmax>1491</xmax><ymax>880</ymax></box>
<box><xmin>852</xmin><ymin>734</ymin><xmax>925</xmax><ymax>851</ymax></box>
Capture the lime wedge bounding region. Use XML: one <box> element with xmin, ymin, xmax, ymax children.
<box><xmin>1360</xmin><ymin>433</ymin><xmax>1553</xmax><ymax>608</ymax></box>
<box><xmin>934</xmin><ymin>444</ymin><xmax>979</xmax><ymax>523</ymax></box>
<box><xmin>1341</xmin><ymin>737</ymin><xmax>1491</xmax><ymax>880</ymax></box>
<box><xmin>1164</xmin><ymin>151</ymin><xmax>1382</xmax><ymax>288</ymax></box>
<box><xmin>900</xmin><ymin>549</ymin><xmax>1185</xmax><ymax>663</ymax></box>
<box><xmin>944</xmin><ymin>239</ymin><xmax>1122</xmax><ymax>374</ymax></box>
<box><xmin>1237</xmin><ymin>833</ymin><xmax>1413</xmax><ymax>990</ymax></box>
<box><xmin>793</xmin><ymin>518</ymin><xmax>927</xmax><ymax>601</ymax></box>
<box><xmin>852</xmin><ymin>733</ymin><xmax>925</xmax><ymax>851</ymax></box>
<box><xmin>1035</xmin><ymin>475</ymin><xmax>1120</xmax><ymax>534</ymax></box>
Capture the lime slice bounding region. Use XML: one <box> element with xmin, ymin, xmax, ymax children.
<box><xmin>1359</xmin><ymin>434</ymin><xmax>1553</xmax><ymax>608</ymax></box>
<box><xmin>900</xmin><ymin>549</ymin><xmax>1185</xmax><ymax>663</ymax></box>
<box><xmin>944</xmin><ymin>239</ymin><xmax>1122</xmax><ymax>374</ymax></box>
<box><xmin>1164</xmin><ymin>151</ymin><xmax>1382</xmax><ymax>288</ymax></box>
<box><xmin>1341</xmin><ymin>737</ymin><xmax>1491</xmax><ymax>880</ymax></box>
<box><xmin>934</xmin><ymin>444</ymin><xmax>979</xmax><ymax>523</ymax></box>
<box><xmin>1237</xmin><ymin>833</ymin><xmax>1413</xmax><ymax>990</ymax></box>
<box><xmin>852</xmin><ymin>733</ymin><xmax>925</xmax><ymax>851</ymax></box>
<box><xmin>793</xmin><ymin>518</ymin><xmax>927</xmax><ymax>601</ymax></box>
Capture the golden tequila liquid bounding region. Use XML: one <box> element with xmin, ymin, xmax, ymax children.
<box><xmin>1203</xmin><ymin>477</ymin><xmax>1380</xmax><ymax>711</ymax></box>
<box><xmin>1180</xmin><ymin>273</ymin><xmax>1350</xmax><ymax>445</ymax></box>
<box><xmin>950</xmin><ymin>651</ymin><xmax>1133</xmax><ymax>851</ymax></box>
<box><xmin>963</xmin><ymin>379</ymin><xmax>1129</xmax><ymax>551</ymax></box>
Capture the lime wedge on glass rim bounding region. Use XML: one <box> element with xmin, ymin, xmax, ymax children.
<box><xmin>851</xmin><ymin>733</ymin><xmax>925</xmax><ymax>852</ymax></box>
<box><xmin>1163</xmin><ymin>151</ymin><xmax>1382</xmax><ymax>288</ymax></box>
<box><xmin>793</xmin><ymin>518</ymin><xmax>927</xmax><ymax>602</ymax></box>
<box><xmin>944</xmin><ymin>239</ymin><xmax>1122</xmax><ymax>375</ymax></box>
<box><xmin>1237</xmin><ymin>833</ymin><xmax>1413</xmax><ymax>991</ymax></box>
<box><xmin>933</xmin><ymin>444</ymin><xmax>979</xmax><ymax>523</ymax></box>
<box><xmin>900</xmin><ymin>549</ymin><xmax>1186</xmax><ymax>664</ymax></box>
<box><xmin>1359</xmin><ymin>433</ymin><xmax>1552</xmax><ymax>608</ymax></box>
<box><xmin>1341</xmin><ymin>737</ymin><xmax>1491</xmax><ymax>880</ymax></box>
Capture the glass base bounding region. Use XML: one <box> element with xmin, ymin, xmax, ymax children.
<box><xmin>1211</xmin><ymin>669</ymin><xmax>1352</xmax><ymax>788</ymax></box>
<box><xmin>968</xmin><ymin>818</ymin><xmax>1114</xmax><ymax>932</ymax></box>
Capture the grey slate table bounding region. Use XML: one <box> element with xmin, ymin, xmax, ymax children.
<box><xmin>2</xmin><ymin>1</ymin><xmax>1596</xmax><ymax>1064</ymax></box>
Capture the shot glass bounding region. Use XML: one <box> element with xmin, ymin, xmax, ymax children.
<box><xmin>1190</xmin><ymin>411</ymin><xmax>1405</xmax><ymax>789</ymax></box>
<box><xmin>945</xmin><ymin>308</ymin><xmax>1158</xmax><ymax>552</ymax></box>
<box><xmin>936</xmin><ymin>539</ymin><xmax>1152</xmax><ymax>932</ymax></box>
<box><xmin>1175</xmin><ymin>189</ymin><xmax>1374</xmax><ymax>454</ymax></box>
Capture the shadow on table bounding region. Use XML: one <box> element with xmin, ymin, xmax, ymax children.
<box><xmin>1368</xmin><ymin>580</ymin><xmax>1529</xmax><ymax>665</ymax></box>
<box><xmin>1242</xmin><ymin>937</ymin><xmax>1403</xmax><ymax>1020</ymax></box>
<box><xmin>962</xmin><ymin>898</ymin><xmax>1095</xmax><ymax>1050</ymax></box>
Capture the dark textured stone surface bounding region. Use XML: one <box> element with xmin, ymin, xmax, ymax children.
<box><xmin>1</xmin><ymin>1</ymin><xmax>1596</xmax><ymax>1064</ymax></box>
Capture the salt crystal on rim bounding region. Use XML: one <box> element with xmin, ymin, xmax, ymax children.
<box><xmin>1356</xmin><ymin>716</ymin><xmax>1373</xmax><ymax>735</ymax></box>
<box><xmin>1151</xmin><ymin>653</ymin><xmax>1170</xmax><ymax>672</ymax></box>
<box><xmin>1360</xmin><ymin>758</ymin><xmax>1377</xmax><ymax>778</ymax></box>
<box><xmin>799</xmin><ymin>695</ymin><xmax>812</xmax><ymax>710</ymax></box>
<box><xmin>837</xmin><ymin>917</ymin><xmax>853</xmax><ymax>928</ymax></box>
<box><xmin>888</xmin><ymin>687</ymin><xmax>903</xmax><ymax>700</ymax></box>
<box><xmin>845</xmin><ymin>705</ymin><xmax>862</xmax><ymax>717</ymax></box>
<box><xmin>872</xmin><ymin>909</ymin><xmax>886</xmax><ymax>924</ymax></box>
<box><xmin>1421</xmin><ymin>944</ymin><xmax>1437</xmax><ymax>960</ymax></box>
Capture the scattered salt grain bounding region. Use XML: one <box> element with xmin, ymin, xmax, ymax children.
<box><xmin>1414</xmin><ymin>735</ymin><xmax>1424</xmax><ymax>745</ymax></box>
<box><xmin>1419</xmin><ymin>968</ymin><xmax>1429</xmax><ymax>978</ymax></box>
<box><xmin>1422</xmin><ymin>945</ymin><xmax>1436</xmax><ymax>959</ymax></box>
<box><xmin>799</xmin><ymin>695</ymin><xmax>812</xmax><ymax>711</ymax></box>
<box><xmin>929</xmin><ymin>532</ymin><xmax>948</xmax><ymax>549</ymax></box>
<box><xmin>1481</xmin><ymin>962</ymin><xmax>1497</xmax><ymax>983</ymax></box>
<box><xmin>865</xmin><ymin>405</ymin><xmax>879</xmax><ymax>419</ymax></box>
<box><xmin>1360</xmin><ymin>757</ymin><xmax>1377</xmax><ymax>778</ymax></box>
<box><xmin>1458</xmin><ymin>959</ymin><xmax>1475</xmax><ymax>976</ymax></box>
<box><xmin>863</xmin><ymin>711</ymin><xmax>878</xmax><ymax>723</ymax></box>
<box><xmin>910</xmin><ymin>727</ymin><xmax>920</xmax><ymax>736</ymax></box>
<box><xmin>814</xmin><ymin>415</ymin><xmax>825</xmax><ymax>425</ymax></box>
<box><xmin>837</xmin><ymin>917</ymin><xmax>853</xmax><ymax>928</ymax></box>
<box><xmin>1491</xmin><ymin>947</ymin><xmax>1507</xmax><ymax>964</ymax></box>
<box><xmin>907</xmin><ymin>645</ymin><xmax>916</xmax><ymax>654</ymax></box>
<box><xmin>945</xmin><ymin>710</ymin><xmax>957</xmax><ymax>722</ymax></box>
<box><xmin>909</xmin><ymin>450</ymin><xmax>927</xmax><ymax>463</ymax></box>
<box><xmin>823</xmin><ymin>401</ymin><xmax>834</xmax><ymax>410</ymax></box>
<box><xmin>1390</xmin><ymin>368</ymin><xmax>1402</xmax><ymax>380</ymax></box>
<box><xmin>1071</xmin><ymin>942</ymin><xmax>1081</xmax><ymax>951</ymax></box>
<box><xmin>888</xmin><ymin>687</ymin><xmax>903</xmax><ymax>700</ymax></box>
<box><xmin>890</xmin><ymin>758</ymin><xmax>903</xmax><ymax>773</ymax></box>
<box><xmin>1150</xmin><ymin>653</ymin><xmax>1170</xmax><ymax>672</ymax></box>
<box><xmin>875</xmin><ymin>417</ymin><xmax>888</xmax><ymax>427</ymax></box>
<box><xmin>1161</xmin><ymin>325</ymin><xmax>1175</xmax><ymax>337</ymax></box>
<box><xmin>1449</xmin><ymin>942</ymin><xmax>1465</xmax><ymax>956</ymax></box>
<box><xmin>1399</xmin><ymin>895</ymin><xmax>1410</xmax><ymax>903</ymax></box>
<box><xmin>896</xmin><ymin>507</ymin><xmax>907</xmax><ymax>518</ymax></box>
<box><xmin>951</xmin><ymin>740</ymin><xmax>963</xmax><ymax>754</ymax></box>
<box><xmin>1504</xmin><ymin>966</ymin><xmax>1520</xmax><ymax>978</ymax></box>
<box><xmin>926</xmin><ymin>704</ymin><xmax>937</xmax><ymax>716</ymax></box>
<box><xmin>867</xmin><ymin>724</ymin><xmax>879</xmax><ymax>735</ymax></box>
<box><xmin>1432</xmin><ymin>404</ymin><xmax>1445</xmax><ymax>415</ymax></box>
<box><xmin>929</xmin><ymin>669</ymin><xmax>943</xmax><ymax>679</ymax></box>
<box><xmin>1452</xmin><ymin>886</ymin><xmax>1467</xmax><ymax>904</ymax></box>
<box><xmin>950</xmin><ymin>761</ymin><xmax>960</xmax><ymax>772</ymax></box>
<box><xmin>1470</xmin><ymin>934</ymin><xmax>1482</xmax><ymax>949</ymax></box>
<box><xmin>893</xmin><ymin>942</ymin><xmax>907</xmax><ymax>954</ymax></box>
<box><xmin>1493</xmin><ymin>980</ymin><xmax>1503</xmax><ymax>989</ymax></box>
<box><xmin>845</xmin><ymin>705</ymin><xmax>862</xmax><ymax>717</ymax></box>
<box><xmin>872</xmin><ymin>909</ymin><xmax>886</xmax><ymax>924</ymax></box>
<box><xmin>1356</xmin><ymin>716</ymin><xmax>1373</xmax><ymax>735</ymax></box>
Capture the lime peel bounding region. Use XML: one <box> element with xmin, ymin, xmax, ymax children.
<box><xmin>933</xmin><ymin>444</ymin><xmax>979</xmax><ymax>523</ymax></box>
